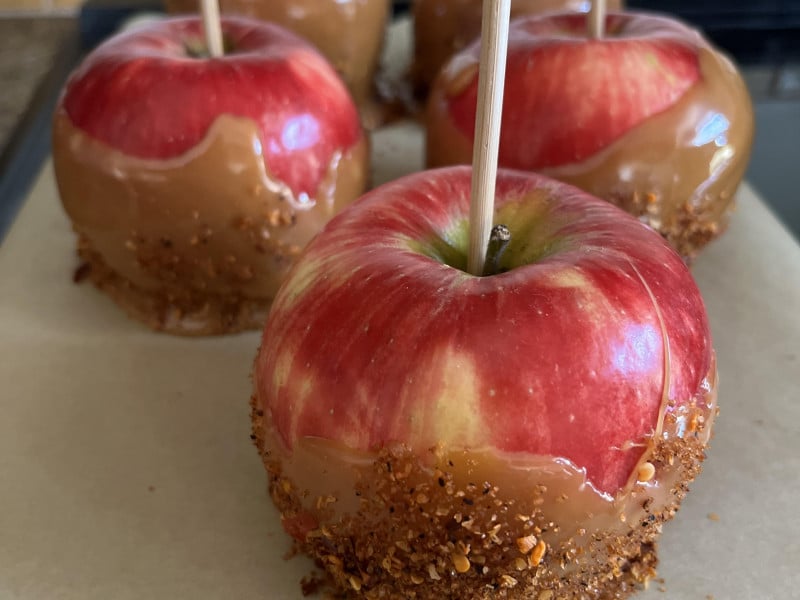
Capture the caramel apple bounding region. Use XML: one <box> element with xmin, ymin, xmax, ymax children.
<box><xmin>412</xmin><ymin>0</ymin><xmax>623</xmax><ymax>98</ymax></box>
<box><xmin>53</xmin><ymin>16</ymin><xmax>368</xmax><ymax>335</ymax></box>
<box><xmin>252</xmin><ymin>167</ymin><xmax>717</xmax><ymax>598</ymax></box>
<box><xmin>426</xmin><ymin>12</ymin><xmax>754</xmax><ymax>260</ymax></box>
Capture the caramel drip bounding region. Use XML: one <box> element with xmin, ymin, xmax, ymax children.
<box><xmin>621</xmin><ymin>258</ymin><xmax>671</xmax><ymax>494</ymax></box>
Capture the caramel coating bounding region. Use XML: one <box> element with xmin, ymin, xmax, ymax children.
<box><xmin>53</xmin><ymin>112</ymin><xmax>368</xmax><ymax>335</ymax></box>
<box><xmin>412</xmin><ymin>0</ymin><xmax>623</xmax><ymax>98</ymax></box>
<box><xmin>165</xmin><ymin>0</ymin><xmax>390</xmax><ymax>106</ymax></box>
<box><xmin>426</xmin><ymin>46</ymin><xmax>754</xmax><ymax>260</ymax></box>
<box><xmin>252</xmin><ymin>363</ymin><xmax>717</xmax><ymax>599</ymax></box>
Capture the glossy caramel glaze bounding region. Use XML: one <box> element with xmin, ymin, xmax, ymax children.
<box><xmin>53</xmin><ymin>111</ymin><xmax>368</xmax><ymax>335</ymax></box>
<box><xmin>412</xmin><ymin>0</ymin><xmax>623</xmax><ymax>98</ymax></box>
<box><xmin>252</xmin><ymin>361</ymin><xmax>717</xmax><ymax>599</ymax></box>
<box><xmin>165</xmin><ymin>0</ymin><xmax>390</xmax><ymax>107</ymax></box>
<box><xmin>427</xmin><ymin>43</ymin><xmax>754</xmax><ymax>260</ymax></box>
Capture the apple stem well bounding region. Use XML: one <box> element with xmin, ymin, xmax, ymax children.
<box><xmin>483</xmin><ymin>224</ymin><xmax>512</xmax><ymax>276</ymax></box>
<box><xmin>467</xmin><ymin>0</ymin><xmax>512</xmax><ymax>277</ymax></box>
<box><xmin>588</xmin><ymin>0</ymin><xmax>606</xmax><ymax>39</ymax></box>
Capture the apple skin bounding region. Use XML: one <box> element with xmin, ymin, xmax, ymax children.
<box><xmin>412</xmin><ymin>0</ymin><xmax>624</xmax><ymax>98</ymax></box>
<box><xmin>430</xmin><ymin>12</ymin><xmax>700</xmax><ymax>169</ymax></box>
<box><xmin>61</xmin><ymin>16</ymin><xmax>362</xmax><ymax>197</ymax></box>
<box><xmin>164</xmin><ymin>0</ymin><xmax>391</xmax><ymax>107</ymax></box>
<box><xmin>254</xmin><ymin>166</ymin><xmax>713</xmax><ymax>496</ymax></box>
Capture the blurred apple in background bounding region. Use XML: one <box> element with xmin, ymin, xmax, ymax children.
<box><xmin>426</xmin><ymin>11</ymin><xmax>754</xmax><ymax>260</ymax></box>
<box><xmin>53</xmin><ymin>16</ymin><xmax>368</xmax><ymax>335</ymax></box>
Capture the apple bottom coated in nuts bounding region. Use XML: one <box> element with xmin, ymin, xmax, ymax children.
<box><xmin>52</xmin><ymin>17</ymin><xmax>368</xmax><ymax>335</ymax></box>
<box><xmin>54</xmin><ymin>113</ymin><xmax>368</xmax><ymax>335</ymax></box>
<box><xmin>251</xmin><ymin>167</ymin><xmax>718</xmax><ymax>599</ymax></box>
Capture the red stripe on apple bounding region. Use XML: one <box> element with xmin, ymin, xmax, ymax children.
<box><xmin>61</xmin><ymin>17</ymin><xmax>362</xmax><ymax>197</ymax></box>
<box><xmin>254</xmin><ymin>167</ymin><xmax>712</xmax><ymax>496</ymax></box>
<box><xmin>445</xmin><ymin>13</ymin><xmax>701</xmax><ymax>168</ymax></box>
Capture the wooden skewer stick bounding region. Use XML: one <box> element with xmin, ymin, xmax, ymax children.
<box><xmin>467</xmin><ymin>0</ymin><xmax>512</xmax><ymax>277</ymax></box>
<box><xmin>587</xmin><ymin>0</ymin><xmax>607</xmax><ymax>40</ymax></box>
<box><xmin>201</xmin><ymin>0</ymin><xmax>224</xmax><ymax>58</ymax></box>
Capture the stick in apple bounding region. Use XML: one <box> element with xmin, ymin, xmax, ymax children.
<box><xmin>588</xmin><ymin>0</ymin><xmax>606</xmax><ymax>39</ymax></box>
<box><xmin>467</xmin><ymin>0</ymin><xmax>512</xmax><ymax>276</ymax></box>
<box><xmin>200</xmin><ymin>0</ymin><xmax>224</xmax><ymax>57</ymax></box>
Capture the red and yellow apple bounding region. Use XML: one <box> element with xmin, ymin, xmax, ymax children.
<box><xmin>53</xmin><ymin>16</ymin><xmax>369</xmax><ymax>335</ymax></box>
<box><xmin>426</xmin><ymin>11</ymin><xmax>754</xmax><ymax>259</ymax></box>
<box><xmin>252</xmin><ymin>166</ymin><xmax>717</xmax><ymax>598</ymax></box>
<box><xmin>412</xmin><ymin>0</ymin><xmax>624</xmax><ymax>98</ymax></box>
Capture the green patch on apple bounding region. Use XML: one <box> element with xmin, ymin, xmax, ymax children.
<box><xmin>406</xmin><ymin>193</ymin><xmax>573</xmax><ymax>276</ymax></box>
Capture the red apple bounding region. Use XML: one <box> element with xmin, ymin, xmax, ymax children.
<box><xmin>62</xmin><ymin>16</ymin><xmax>361</xmax><ymax>199</ymax></box>
<box><xmin>53</xmin><ymin>16</ymin><xmax>369</xmax><ymax>335</ymax></box>
<box><xmin>252</xmin><ymin>167</ymin><xmax>717</xmax><ymax>598</ymax></box>
<box><xmin>164</xmin><ymin>0</ymin><xmax>391</xmax><ymax>109</ymax></box>
<box><xmin>412</xmin><ymin>0</ymin><xmax>624</xmax><ymax>98</ymax></box>
<box><xmin>426</xmin><ymin>11</ymin><xmax>754</xmax><ymax>259</ymax></box>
